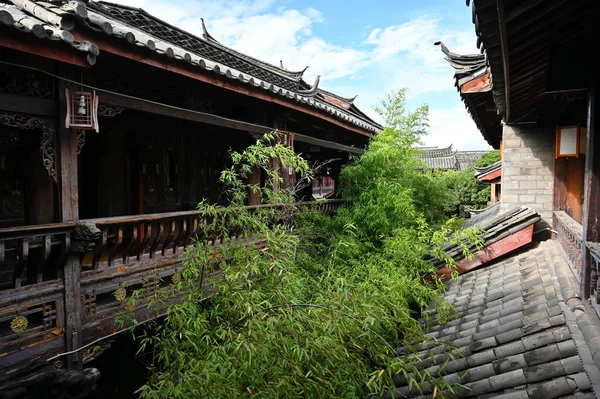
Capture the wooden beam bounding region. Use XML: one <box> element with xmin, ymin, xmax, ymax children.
<box><xmin>99</xmin><ymin>92</ymin><xmax>364</xmax><ymax>154</ymax></box>
<box><xmin>0</xmin><ymin>94</ymin><xmax>56</xmax><ymax>116</ymax></box>
<box><xmin>0</xmin><ymin>29</ymin><xmax>87</xmax><ymax>68</ymax></box>
<box><xmin>496</xmin><ymin>0</ymin><xmax>511</xmax><ymax>122</ymax></box>
<box><xmin>582</xmin><ymin>83</ymin><xmax>599</xmax><ymax>298</ymax></box>
<box><xmin>70</xmin><ymin>29</ymin><xmax>373</xmax><ymax>137</ymax></box>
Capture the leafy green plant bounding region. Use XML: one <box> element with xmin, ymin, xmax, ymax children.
<box><xmin>132</xmin><ymin>93</ymin><xmax>480</xmax><ymax>399</ymax></box>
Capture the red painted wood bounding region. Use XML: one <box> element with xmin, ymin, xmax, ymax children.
<box><xmin>460</xmin><ymin>72</ymin><xmax>491</xmax><ymax>93</ymax></box>
<box><xmin>436</xmin><ymin>224</ymin><xmax>535</xmax><ymax>280</ymax></box>
<box><xmin>478</xmin><ymin>168</ymin><xmax>502</xmax><ymax>182</ymax></box>
<box><xmin>0</xmin><ymin>31</ymin><xmax>87</xmax><ymax>67</ymax></box>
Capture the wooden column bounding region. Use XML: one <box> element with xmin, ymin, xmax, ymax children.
<box><xmin>248</xmin><ymin>166</ymin><xmax>261</xmax><ymax>205</ymax></box>
<box><xmin>490</xmin><ymin>183</ymin><xmax>497</xmax><ymax>204</ymax></box>
<box><xmin>57</xmin><ymin>80</ymin><xmax>79</xmax><ymax>222</ymax></box>
<box><xmin>57</xmin><ymin>76</ymin><xmax>82</xmax><ymax>369</ymax></box>
<box><xmin>582</xmin><ymin>82</ymin><xmax>599</xmax><ymax>299</ymax></box>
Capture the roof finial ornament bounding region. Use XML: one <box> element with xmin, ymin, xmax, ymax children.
<box><xmin>280</xmin><ymin>60</ymin><xmax>285</xmax><ymax>69</ymax></box>
<box><xmin>434</xmin><ymin>41</ymin><xmax>450</xmax><ymax>55</ymax></box>
<box><xmin>297</xmin><ymin>75</ymin><xmax>320</xmax><ymax>97</ymax></box>
<box><xmin>200</xmin><ymin>18</ymin><xmax>216</xmax><ymax>42</ymax></box>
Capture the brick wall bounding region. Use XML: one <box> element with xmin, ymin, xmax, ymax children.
<box><xmin>501</xmin><ymin>125</ymin><xmax>555</xmax><ymax>221</ymax></box>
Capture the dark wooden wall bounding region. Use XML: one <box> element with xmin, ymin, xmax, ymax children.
<box><xmin>554</xmin><ymin>156</ymin><xmax>585</xmax><ymax>224</ymax></box>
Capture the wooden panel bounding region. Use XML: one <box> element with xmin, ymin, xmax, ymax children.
<box><xmin>554</xmin><ymin>156</ymin><xmax>585</xmax><ymax>224</ymax></box>
<box><xmin>436</xmin><ymin>225</ymin><xmax>535</xmax><ymax>280</ymax></box>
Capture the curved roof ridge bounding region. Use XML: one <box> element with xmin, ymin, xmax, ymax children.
<box><xmin>94</xmin><ymin>1</ymin><xmax>307</xmax><ymax>83</ymax></box>
<box><xmin>317</xmin><ymin>88</ymin><xmax>357</xmax><ymax>104</ymax></box>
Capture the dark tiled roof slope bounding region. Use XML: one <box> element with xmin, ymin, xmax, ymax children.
<box><xmin>474</xmin><ymin>160</ymin><xmax>501</xmax><ymax>179</ymax></box>
<box><xmin>391</xmin><ymin>241</ymin><xmax>600</xmax><ymax>398</ymax></box>
<box><xmin>416</xmin><ymin>146</ymin><xmax>490</xmax><ymax>171</ymax></box>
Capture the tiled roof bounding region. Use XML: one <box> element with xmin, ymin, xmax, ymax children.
<box><xmin>456</xmin><ymin>151</ymin><xmax>489</xmax><ymax>172</ymax></box>
<box><xmin>391</xmin><ymin>240</ymin><xmax>600</xmax><ymax>398</ymax></box>
<box><xmin>0</xmin><ymin>0</ymin><xmax>382</xmax><ymax>134</ymax></box>
<box><xmin>474</xmin><ymin>160</ymin><xmax>502</xmax><ymax>180</ymax></box>
<box><xmin>427</xmin><ymin>205</ymin><xmax>540</xmax><ymax>271</ymax></box>
<box><xmin>416</xmin><ymin>146</ymin><xmax>490</xmax><ymax>171</ymax></box>
<box><xmin>434</xmin><ymin>41</ymin><xmax>503</xmax><ymax>149</ymax></box>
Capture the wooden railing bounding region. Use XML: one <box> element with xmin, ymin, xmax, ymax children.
<box><xmin>587</xmin><ymin>242</ymin><xmax>600</xmax><ymax>317</ymax></box>
<box><xmin>554</xmin><ymin>211</ymin><xmax>584</xmax><ymax>283</ymax></box>
<box><xmin>0</xmin><ymin>199</ymin><xmax>344</xmax><ymax>370</ymax></box>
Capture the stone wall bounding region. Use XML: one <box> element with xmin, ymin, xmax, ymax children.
<box><xmin>501</xmin><ymin>124</ymin><xmax>555</xmax><ymax>221</ymax></box>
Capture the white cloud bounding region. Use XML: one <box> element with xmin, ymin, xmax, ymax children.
<box><xmin>427</xmin><ymin>105</ymin><xmax>492</xmax><ymax>150</ymax></box>
<box><xmin>108</xmin><ymin>0</ymin><xmax>489</xmax><ymax>150</ymax></box>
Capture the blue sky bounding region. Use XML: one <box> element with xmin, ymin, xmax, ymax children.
<box><xmin>119</xmin><ymin>0</ymin><xmax>491</xmax><ymax>150</ymax></box>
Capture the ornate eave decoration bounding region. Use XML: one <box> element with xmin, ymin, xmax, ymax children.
<box><xmin>0</xmin><ymin>112</ymin><xmax>56</xmax><ymax>182</ymax></box>
<box><xmin>98</xmin><ymin>104</ymin><xmax>125</xmax><ymax>117</ymax></box>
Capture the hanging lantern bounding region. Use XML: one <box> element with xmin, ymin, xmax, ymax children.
<box><xmin>65</xmin><ymin>89</ymin><xmax>99</xmax><ymax>132</ymax></box>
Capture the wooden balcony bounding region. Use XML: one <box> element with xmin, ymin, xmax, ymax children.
<box><xmin>0</xmin><ymin>199</ymin><xmax>343</xmax><ymax>370</ymax></box>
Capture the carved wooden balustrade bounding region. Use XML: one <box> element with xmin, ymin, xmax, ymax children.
<box><xmin>554</xmin><ymin>211</ymin><xmax>584</xmax><ymax>282</ymax></box>
<box><xmin>0</xmin><ymin>199</ymin><xmax>344</xmax><ymax>370</ymax></box>
<box><xmin>587</xmin><ymin>243</ymin><xmax>600</xmax><ymax>318</ymax></box>
<box><xmin>0</xmin><ymin>223</ymin><xmax>74</xmax><ymax>369</ymax></box>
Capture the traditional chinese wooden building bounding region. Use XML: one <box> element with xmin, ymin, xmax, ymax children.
<box><xmin>416</xmin><ymin>145</ymin><xmax>489</xmax><ymax>171</ymax></box>
<box><xmin>0</xmin><ymin>0</ymin><xmax>381</xmax><ymax>372</ymax></box>
<box><xmin>438</xmin><ymin>0</ymin><xmax>599</xmax><ymax>315</ymax></box>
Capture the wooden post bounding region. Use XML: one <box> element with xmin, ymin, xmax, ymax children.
<box><xmin>57</xmin><ymin>76</ymin><xmax>82</xmax><ymax>369</ymax></box>
<box><xmin>582</xmin><ymin>82</ymin><xmax>599</xmax><ymax>299</ymax></box>
<box><xmin>57</xmin><ymin>80</ymin><xmax>79</xmax><ymax>222</ymax></box>
<box><xmin>63</xmin><ymin>253</ymin><xmax>82</xmax><ymax>369</ymax></box>
<box><xmin>248</xmin><ymin>166</ymin><xmax>261</xmax><ymax>205</ymax></box>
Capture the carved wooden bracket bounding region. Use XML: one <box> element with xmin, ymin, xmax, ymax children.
<box><xmin>76</xmin><ymin>130</ymin><xmax>86</xmax><ymax>155</ymax></box>
<box><xmin>0</xmin><ymin>112</ymin><xmax>57</xmax><ymax>182</ymax></box>
<box><xmin>97</xmin><ymin>104</ymin><xmax>124</xmax><ymax>117</ymax></box>
<box><xmin>72</xmin><ymin>221</ymin><xmax>102</xmax><ymax>253</ymax></box>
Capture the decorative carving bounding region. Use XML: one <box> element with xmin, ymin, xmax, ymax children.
<box><xmin>113</xmin><ymin>287</ymin><xmax>127</xmax><ymax>302</ymax></box>
<box><xmin>0</xmin><ymin>67</ymin><xmax>55</xmax><ymax>99</ymax></box>
<box><xmin>4</xmin><ymin>200</ymin><xmax>24</xmax><ymax>214</ymax></box>
<box><xmin>164</xmin><ymin>193</ymin><xmax>177</xmax><ymax>205</ymax></box>
<box><xmin>82</xmin><ymin>339</ymin><xmax>114</xmax><ymax>362</ymax></box>
<box><xmin>84</xmin><ymin>291</ymin><xmax>97</xmax><ymax>316</ymax></box>
<box><xmin>144</xmin><ymin>193</ymin><xmax>159</xmax><ymax>206</ymax></box>
<box><xmin>42</xmin><ymin>302</ymin><xmax>57</xmax><ymax>330</ymax></box>
<box><xmin>10</xmin><ymin>315</ymin><xmax>28</xmax><ymax>334</ymax></box>
<box><xmin>98</xmin><ymin>104</ymin><xmax>125</xmax><ymax>117</ymax></box>
<box><xmin>0</xmin><ymin>112</ymin><xmax>56</xmax><ymax>182</ymax></box>
<box><xmin>72</xmin><ymin>221</ymin><xmax>102</xmax><ymax>253</ymax></box>
<box><xmin>76</xmin><ymin>130</ymin><xmax>86</xmax><ymax>155</ymax></box>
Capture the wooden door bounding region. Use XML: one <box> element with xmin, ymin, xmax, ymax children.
<box><xmin>138</xmin><ymin>131</ymin><xmax>182</xmax><ymax>214</ymax></box>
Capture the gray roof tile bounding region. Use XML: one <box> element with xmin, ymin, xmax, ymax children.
<box><xmin>390</xmin><ymin>241</ymin><xmax>600</xmax><ymax>398</ymax></box>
